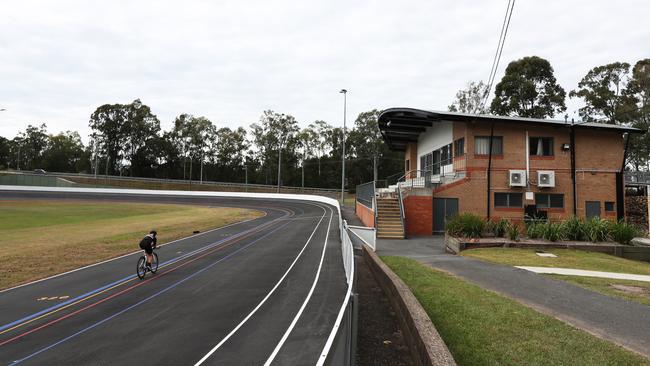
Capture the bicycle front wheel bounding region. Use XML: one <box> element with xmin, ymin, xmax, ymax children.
<box><xmin>136</xmin><ymin>256</ymin><xmax>147</xmax><ymax>279</ymax></box>
<box><xmin>150</xmin><ymin>252</ymin><xmax>159</xmax><ymax>274</ymax></box>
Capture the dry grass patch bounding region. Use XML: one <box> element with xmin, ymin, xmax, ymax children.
<box><xmin>0</xmin><ymin>200</ymin><xmax>263</xmax><ymax>289</ymax></box>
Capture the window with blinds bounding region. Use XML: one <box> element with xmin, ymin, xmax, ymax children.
<box><xmin>475</xmin><ymin>136</ymin><xmax>503</xmax><ymax>155</ymax></box>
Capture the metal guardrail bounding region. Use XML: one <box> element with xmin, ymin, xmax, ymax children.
<box><xmin>625</xmin><ymin>171</ymin><xmax>650</xmax><ymax>186</ymax></box>
<box><xmin>1</xmin><ymin>170</ymin><xmax>343</xmax><ymax>194</ymax></box>
<box><xmin>319</xmin><ymin>218</ymin><xmax>357</xmax><ymax>366</ymax></box>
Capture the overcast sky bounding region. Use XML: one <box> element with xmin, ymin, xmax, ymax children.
<box><xmin>1</xmin><ymin>0</ymin><xmax>648</xmax><ymax>142</ymax></box>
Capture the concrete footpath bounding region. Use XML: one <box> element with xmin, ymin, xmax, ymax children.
<box><xmin>376</xmin><ymin>236</ymin><xmax>650</xmax><ymax>359</ymax></box>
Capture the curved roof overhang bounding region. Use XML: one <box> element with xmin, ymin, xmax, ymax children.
<box><xmin>378</xmin><ymin>108</ymin><xmax>644</xmax><ymax>151</ymax></box>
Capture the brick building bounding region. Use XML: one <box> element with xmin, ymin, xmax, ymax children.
<box><xmin>373</xmin><ymin>108</ymin><xmax>643</xmax><ymax>236</ymax></box>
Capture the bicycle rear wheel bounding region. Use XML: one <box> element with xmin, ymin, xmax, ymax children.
<box><xmin>137</xmin><ymin>256</ymin><xmax>147</xmax><ymax>279</ymax></box>
<box><xmin>150</xmin><ymin>252</ymin><xmax>159</xmax><ymax>274</ymax></box>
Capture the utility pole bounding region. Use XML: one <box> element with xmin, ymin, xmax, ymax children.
<box><xmin>373</xmin><ymin>154</ymin><xmax>378</xmax><ymax>181</ymax></box>
<box><xmin>94</xmin><ymin>142</ymin><xmax>98</xmax><ymax>179</ymax></box>
<box><xmin>340</xmin><ymin>89</ymin><xmax>347</xmax><ymax>204</ymax></box>
<box><xmin>277</xmin><ymin>138</ymin><xmax>283</xmax><ymax>193</ymax></box>
<box><xmin>245</xmin><ymin>164</ymin><xmax>248</xmax><ymax>192</ymax></box>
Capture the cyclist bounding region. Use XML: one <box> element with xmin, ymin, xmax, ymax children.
<box><xmin>139</xmin><ymin>230</ymin><xmax>158</xmax><ymax>268</ymax></box>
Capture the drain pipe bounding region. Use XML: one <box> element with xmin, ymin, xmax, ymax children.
<box><xmin>570</xmin><ymin>124</ymin><xmax>577</xmax><ymax>216</ymax></box>
<box><xmin>486</xmin><ymin>122</ymin><xmax>495</xmax><ymax>220</ymax></box>
<box><xmin>618</xmin><ymin>133</ymin><xmax>630</xmax><ymax>220</ymax></box>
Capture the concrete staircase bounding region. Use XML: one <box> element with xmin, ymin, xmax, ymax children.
<box><xmin>376</xmin><ymin>198</ymin><xmax>405</xmax><ymax>239</ymax></box>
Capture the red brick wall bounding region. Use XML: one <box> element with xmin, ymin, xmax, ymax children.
<box><xmin>355</xmin><ymin>201</ymin><xmax>375</xmax><ymax>228</ymax></box>
<box><xmin>403</xmin><ymin>195</ymin><xmax>432</xmax><ymax>236</ymax></box>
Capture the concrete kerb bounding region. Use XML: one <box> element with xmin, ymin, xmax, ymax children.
<box><xmin>361</xmin><ymin>244</ymin><xmax>456</xmax><ymax>366</ymax></box>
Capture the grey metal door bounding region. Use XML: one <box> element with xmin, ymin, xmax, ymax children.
<box><xmin>434</xmin><ymin>198</ymin><xmax>459</xmax><ymax>233</ymax></box>
<box><xmin>586</xmin><ymin>201</ymin><xmax>601</xmax><ymax>219</ymax></box>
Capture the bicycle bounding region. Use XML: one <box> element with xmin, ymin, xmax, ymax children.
<box><xmin>136</xmin><ymin>249</ymin><xmax>159</xmax><ymax>279</ymax></box>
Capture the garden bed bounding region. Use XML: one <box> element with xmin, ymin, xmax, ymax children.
<box><xmin>445</xmin><ymin>234</ymin><xmax>650</xmax><ymax>262</ymax></box>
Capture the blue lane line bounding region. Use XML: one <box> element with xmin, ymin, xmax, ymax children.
<box><xmin>0</xmin><ymin>216</ymin><xmax>284</xmax><ymax>333</ymax></box>
<box><xmin>9</xmin><ymin>219</ymin><xmax>292</xmax><ymax>365</ymax></box>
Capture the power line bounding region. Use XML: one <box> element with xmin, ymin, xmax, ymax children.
<box><xmin>477</xmin><ymin>0</ymin><xmax>516</xmax><ymax>114</ymax></box>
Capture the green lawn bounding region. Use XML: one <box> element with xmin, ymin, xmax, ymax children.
<box><xmin>382</xmin><ymin>256</ymin><xmax>650</xmax><ymax>366</ymax></box>
<box><xmin>0</xmin><ymin>200</ymin><xmax>262</xmax><ymax>289</ymax></box>
<box><xmin>461</xmin><ymin>248</ymin><xmax>650</xmax><ymax>275</ymax></box>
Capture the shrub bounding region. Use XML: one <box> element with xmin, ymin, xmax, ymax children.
<box><xmin>446</xmin><ymin>213</ymin><xmax>485</xmax><ymax>238</ymax></box>
<box><xmin>526</xmin><ymin>218</ymin><xmax>549</xmax><ymax>239</ymax></box>
<box><xmin>542</xmin><ymin>222</ymin><xmax>565</xmax><ymax>242</ymax></box>
<box><xmin>563</xmin><ymin>216</ymin><xmax>585</xmax><ymax>241</ymax></box>
<box><xmin>583</xmin><ymin>217</ymin><xmax>611</xmax><ymax>242</ymax></box>
<box><xmin>507</xmin><ymin>222</ymin><xmax>520</xmax><ymax>241</ymax></box>
<box><xmin>487</xmin><ymin>218</ymin><xmax>509</xmax><ymax>237</ymax></box>
<box><xmin>610</xmin><ymin>220</ymin><xmax>641</xmax><ymax>245</ymax></box>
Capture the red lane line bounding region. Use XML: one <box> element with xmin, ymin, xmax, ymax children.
<box><xmin>0</xmin><ymin>213</ymin><xmax>289</xmax><ymax>347</ymax></box>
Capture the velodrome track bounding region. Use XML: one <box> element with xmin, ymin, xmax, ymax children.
<box><xmin>0</xmin><ymin>188</ymin><xmax>349</xmax><ymax>365</ymax></box>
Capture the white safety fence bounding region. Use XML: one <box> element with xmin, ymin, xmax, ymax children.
<box><xmin>0</xmin><ymin>185</ymin><xmax>356</xmax><ymax>366</ymax></box>
<box><xmin>347</xmin><ymin>225</ymin><xmax>376</xmax><ymax>251</ymax></box>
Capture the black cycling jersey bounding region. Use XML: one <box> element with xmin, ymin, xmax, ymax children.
<box><xmin>139</xmin><ymin>235</ymin><xmax>157</xmax><ymax>254</ymax></box>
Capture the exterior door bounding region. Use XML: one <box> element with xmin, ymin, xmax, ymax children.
<box><xmin>585</xmin><ymin>201</ymin><xmax>601</xmax><ymax>219</ymax></box>
<box><xmin>434</xmin><ymin>198</ymin><xmax>459</xmax><ymax>233</ymax></box>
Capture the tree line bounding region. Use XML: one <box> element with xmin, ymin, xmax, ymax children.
<box><xmin>2</xmin><ymin>55</ymin><xmax>648</xmax><ymax>187</ymax></box>
<box><xmin>0</xmin><ymin>108</ymin><xmax>403</xmax><ymax>189</ymax></box>
<box><xmin>449</xmin><ymin>56</ymin><xmax>650</xmax><ymax>169</ymax></box>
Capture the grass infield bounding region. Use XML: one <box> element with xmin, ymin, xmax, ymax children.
<box><xmin>0</xmin><ymin>200</ymin><xmax>263</xmax><ymax>290</ymax></box>
<box><xmin>382</xmin><ymin>256</ymin><xmax>650</xmax><ymax>366</ymax></box>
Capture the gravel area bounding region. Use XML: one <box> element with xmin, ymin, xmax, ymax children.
<box><xmin>356</xmin><ymin>252</ymin><xmax>413</xmax><ymax>366</ymax></box>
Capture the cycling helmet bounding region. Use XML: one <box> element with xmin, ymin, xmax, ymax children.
<box><xmin>149</xmin><ymin>230</ymin><xmax>157</xmax><ymax>236</ymax></box>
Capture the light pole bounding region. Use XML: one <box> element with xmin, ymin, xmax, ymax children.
<box><xmin>277</xmin><ymin>134</ymin><xmax>287</xmax><ymax>193</ymax></box>
<box><xmin>132</xmin><ymin>99</ymin><xmax>142</xmax><ymax>177</ymax></box>
<box><xmin>340</xmin><ymin>89</ymin><xmax>347</xmax><ymax>204</ymax></box>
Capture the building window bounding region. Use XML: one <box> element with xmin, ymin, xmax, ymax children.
<box><xmin>495</xmin><ymin>192</ymin><xmax>523</xmax><ymax>208</ymax></box>
<box><xmin>605</xmin><ymin>201</ymin><xmax>615</xmax><ymax>212</ymax></box>
<box><xmin>420</xmin><ymin>143</ymin><xmax>454</xmax><ymax>175</ymax></box>
<box><xmin>405</xmin><ymin>159</ymin><xmax>410</xmax><ymax>173</ymax></box>
<box><xmin>536</xmin><ymin>193</ymin><xmax>564</xmax><ymax>208</ymax></box>
<box><xmin>454</xmin><ymin>138</ymin><xmax>465</xmax><ymax>157</ymax></box>
<box><xmin>475</xmin><ymin>136</ymin><xmax>503</xmax><ymax>155</ymax></box>
<box><xmin>530</xmin><ymin>137</ymin><xmax>554</xmax><ymax>156</ymax></box>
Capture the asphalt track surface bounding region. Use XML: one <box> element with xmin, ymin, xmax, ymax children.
<box><xmin>0</xmin><ymin>191</ymin><xmax>347</xmax><ymax>365</ymax></box>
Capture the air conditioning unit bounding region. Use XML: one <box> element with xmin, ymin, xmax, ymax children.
<box><xmin>509</xmin><ymin>170</ymin><xmax>526</xmax><ymax>187</ymax></box>
<box><xmin>538</xmin><ymin>170</ymin><xmax>555</xmax><ymax>187</ymax></box>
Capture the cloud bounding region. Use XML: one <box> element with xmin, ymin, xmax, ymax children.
<box><xmin>1</xmin><ymin>0</ymin><xmax>648</xmax><ymax>141</ymax></box>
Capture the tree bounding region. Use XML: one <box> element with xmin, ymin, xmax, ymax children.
<box><xmin>490</xmin><ymin>56</ymin><xmax>567</xmax><ymax>118</ymax></box>
<box><xmin>214</xmin><ymin>127</ymin><xmax>248</xmax><ymax>182</ymax></box>
<box><xmin>624</xmin><ymin>59</ymin><xmax>650</xmax><ymax>170</ymax></box>
<box><xmin>308</xmin><ymin>120</ymin><xmax>333</xmax><ymax>176</ymax></box>
<box><xmin>89</xmin><ymin>104</ymin><xmax>128</xmax><ymax>175</ymax></box>
<box><xmin>448</xmin><ymin>81</ymin><xmax>489</xmax><ymax>114</ymax></box>
<box><xmin>249</xmin><ymin>110</ymin><xmax>300</xmax><ymax>185</ymax></box>
<box><xmin>123</xmin><ymin>102</ymin><xmax>161</xmax><ymax>176</ymax></box>
<box><xmin>42</xmin><ymin>131</ymin><xmax>89</xmax><ymax>173</ymax></box>
<box><xmin>89</xmin><ymin>101</ymin><xmax>160</xmax><ymax>176</ymax></box>
<box><xmin>569</xmin><ymin>62</ymin><xmax>637</xmax><ymax>124</ymax></box>
<box><xmin>0</xmin><ymin>136</ymin><xmax>10</xmax><ymax>170</ymax></box>
<box><xmin>169</xmin><ymin>114</ymin><xmax>217</xmax><ymax>180</ymax></box>
<box><xmin>14</xmin><ymin>124</ymin><xmax>49</xmax><ymax>170</ymax></box>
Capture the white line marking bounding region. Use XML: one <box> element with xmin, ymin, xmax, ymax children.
<box><xmin>0</xmin><ymin>215</ymin><xmax>263</xmax><ymax>294</ymax></box>
<box><xmin>193</xmin><ymin>204</ymin><xmax>329</xmax><ymax>366</ymax></box>
<box><xmin>263</xmin><ymin>205</ymin><xmax>333</xmax><ymax>365</ymax></box>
